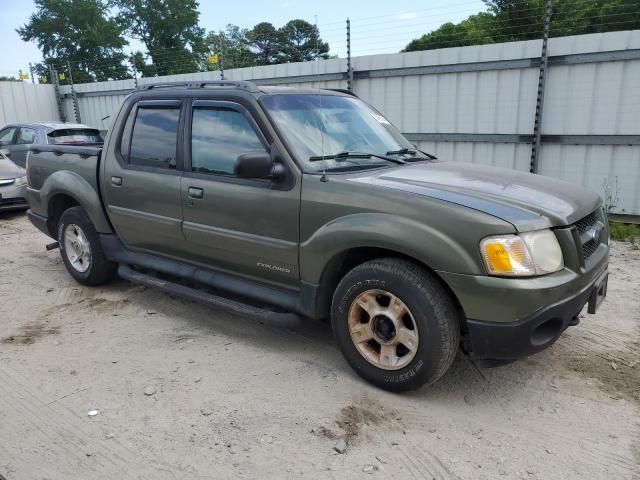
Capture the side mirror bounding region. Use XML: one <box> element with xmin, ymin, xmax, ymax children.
<box><xmin>0</xmin><ymin>148</ymin><xmax>10</xmax><ymax>158</ymax></box>
<box><xmin>234</xmin><ymin>151</ymin><xmax>284</xmax><ymax>181</ymax></box>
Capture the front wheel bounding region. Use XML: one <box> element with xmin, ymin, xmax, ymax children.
<box><xmin>58</xmin><ymin>207</ymin><xmax>117</xmax><ymax>286</ymax></box>
<box><xmin>331</xmin><ymin>258</ymin><xmax>460</xmax><ymax>392</ymax></box>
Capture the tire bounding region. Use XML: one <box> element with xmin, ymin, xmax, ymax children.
<box><xmin>331</xmin><ymin>258</ymin><xmax>460</xmax><ymax>392</ymax></box>
<box><xmin>58</xmin><ymin>206</ymin><xmax>117</xmax><ymax>286</ymax></box>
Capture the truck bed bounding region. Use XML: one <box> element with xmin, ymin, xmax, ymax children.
<box><xmin>27</xmin><ymin>145</ymin><xmax>102</xmax><ymax>192</ymax></box>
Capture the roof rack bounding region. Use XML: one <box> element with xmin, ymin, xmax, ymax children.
<box><xmin>137</xmin><ymin>80</ymin><xmax>260</xmax><ymax>93</ymax></box>
<box><xmin>324</xmin><ymin>88</ymin><xmax>358</xmax><ymax>97</ymax></box>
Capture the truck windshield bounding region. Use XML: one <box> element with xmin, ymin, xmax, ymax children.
<box><xmin>260</xmin><ymin>94</ymin><xmax>423</xmax><ymax>172</ymax></box>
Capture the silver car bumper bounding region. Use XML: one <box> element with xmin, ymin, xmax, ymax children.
<box><xmin>0</xmin><ymin>182</ymin><xmax>29</xmax><ymax>212</ymax></box>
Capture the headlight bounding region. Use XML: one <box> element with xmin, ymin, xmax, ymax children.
<box><xmin>480</xmin><ymin>230</ymin><xmax>564</xmax><ymax>276</ymax></box>
<box><xmin>14</xmin><ymin>175</ymin><xmax>27</xmax><ymax>186</ymax></box>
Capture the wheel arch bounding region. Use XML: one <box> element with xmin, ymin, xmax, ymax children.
<box><xmin>41</xmin><ymin>170</ymin><xmax>113</xmax><ymax>236</ymax></box>
<box><xmin>47</xmin><ymin>193</ymin><xmax>80</xmax><ymax>237</ymax></box>
<box><xmin>315</xmin><ymin>245</ymin><xmax>468</xmax><ymax>327</ymax></box>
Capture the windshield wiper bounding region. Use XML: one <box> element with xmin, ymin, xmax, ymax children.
<box><xmin>309</xmin><ymin>151</ymin><xmax>405</xmax><ymax>165</ymax></box>
<box><xmin>386</xmin><ymin>147</ymin><xmax>416</xmax><ymax>156</ymax></box>
<box><xmin>386</xmin><ymin>147</ymin><xmax>438</xmax><ymax>161</ymax></box>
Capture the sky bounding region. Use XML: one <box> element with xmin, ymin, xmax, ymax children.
<box><xmin>0</xmin><ymin>0</ymin><xmax>487</xmax><ymax>79</ymax></box>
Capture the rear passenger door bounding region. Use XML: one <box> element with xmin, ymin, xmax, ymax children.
<box><xmin>102</xmin><ymin>100</ymin><xmax>186</xmax><ymax>256</ymax></box>
<box><xmin>180</xmin><ymin>100</ymin><xmax>300</xmax><ymax>287</ymax></box>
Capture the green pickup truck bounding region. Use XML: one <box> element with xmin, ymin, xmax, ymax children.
<box><xmin>26</xmin><ymin>81</ymin><xmax>609</xmax><ymax>391</ymax></box>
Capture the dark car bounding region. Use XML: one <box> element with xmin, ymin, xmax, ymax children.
<box><xmin>25</xmin><ymin>82</ymin><xmax>609</xmax><ymax>391</ymax></box>
<box><xmin>0</xmin><ymin>122</ymin><xmax>103</xmax><ymax>168</ymax></box>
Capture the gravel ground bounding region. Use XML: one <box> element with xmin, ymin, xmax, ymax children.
<box><xmin>0</xmin><ymin>211</ymin><xmax>638</xmax><ymax>480</ymax></box>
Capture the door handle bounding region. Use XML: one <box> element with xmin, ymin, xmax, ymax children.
<box><xmin>188</xmin><ymin>187</ymin><xmax>203</xmax><ymax>199</ymax></box>
<box><xmin>111</xmin><ymin>176</ymin><xmax>122</xmax><ymax>186</ymax></box>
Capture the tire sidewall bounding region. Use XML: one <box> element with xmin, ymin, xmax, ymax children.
<box><xmin>332</xmin><ymin>266</ymin><xmax>450</xmax><ymax>391</ymax></box>
<box><xmin>58</xmin><ymin>208</ymin><xmax>101</xmax><ymax>285</ymax></box>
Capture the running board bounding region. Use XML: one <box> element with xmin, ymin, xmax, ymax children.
<box><xmin>118</xmin><ymin>265</ymin><xmax>301</xmax><ymax>327</ymax></box>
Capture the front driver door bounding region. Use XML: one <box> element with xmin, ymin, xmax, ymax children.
<box><xmin>180</xmin><ymin>100</ymin><xmax>300</xmax><ymax>288</ymax></box>
<box><xmin>0</xmin><ymin>127</ymin><xmax>18</xmax><ymax>158</ymax></box>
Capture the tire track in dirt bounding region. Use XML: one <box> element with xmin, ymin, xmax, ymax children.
<box><xmin>398</xmin><ymin>400</ymin><xmax>639</xmax><ymax>478</ymax></box>
<box><xmin>0</xmin><ymin>365</ymin><xmax>180</xmax><ymax>480</ymax></box>
<box><xmin>321</xmin><ymin>399</ymin><xmax>458</xmax><ymax>479</ymax></box>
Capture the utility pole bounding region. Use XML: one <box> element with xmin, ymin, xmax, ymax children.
<box><xmin>131</xmin><ymin>53</ymin><xmax>139</xmax><ymax>89</ymax></box>
<box><xmin>67</xmin><ymin>60</ymin><xmax>81</xmax><ymax>123</ymax></box>
<box><xmin>50</xmin><ymin>64</ymin><xmax>66</xmax><ymax>122</ymax></box>
<box><xmin>346</xmin><ymin>18</ymin><xmax>353</xmax><ymax>92</ymax></box>
<box><xmin>530</xmin><ymin>0</ymin><xmax>553</xmax><ymax>174</ymax></box>
<box><xmin>220</xmin><ymin>38</ymin><xmax>225</xmax><ymax>80</ymax></box>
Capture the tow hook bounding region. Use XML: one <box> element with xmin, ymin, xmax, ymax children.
<box><xmin>46</xmin><ymin>241</ymin><xmax>60</xmax><ymax>251</ymax></box>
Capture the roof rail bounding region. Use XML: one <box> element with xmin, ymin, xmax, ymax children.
<box><xmin>137</xmin><ymin>80</ymin><xmax>260</xmax><ymax>93</ymax></box>
<box><xmin>324</xmin><ymin>88</ymin><xmax>358</xmax><ymax>97</ymax></box>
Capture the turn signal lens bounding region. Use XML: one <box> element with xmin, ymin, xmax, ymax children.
<box><xmin>480</xmin><ymin>236</ymin><xmax>536</xmax><ymax>276</ymax></box>
<box><xmin>480</xmin><ymin>231</ymin><xmax>564</xmax><ymax>277</ymax></box>
<box><xmin>483</xmin><ymin>243</ymin><xmax>512</xmax><ymax>272</ymax></box>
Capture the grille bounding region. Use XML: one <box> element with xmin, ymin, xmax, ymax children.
<box><xmin>573</xmin><ymin>209</ymin><xmax>602</xmax><ymax>260</ymax></box>
<box><xmin>0</xmin><ymin>197</ymin><xmax>27</xmax><ymax>206</ymax></box>
<box><xmin>575</xmin><ymin>211</ymin><xmax>598</xmax><ymax>235</ymax></box>
<box><xmin>582</xmin><ymin>239</ymin><xmax>599</xmax><ymax>259</ymax></box>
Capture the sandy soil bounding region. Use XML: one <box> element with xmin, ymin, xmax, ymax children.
<box><xmin>0</xmin><ymin>212</ymin><xmax>638</xmax><ymax>480</ymax></box>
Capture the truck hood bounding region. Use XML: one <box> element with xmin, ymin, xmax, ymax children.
<box><xmin>350</xmin><ymin>162</ymin><xmax>602</xmax><ymax>231</ymax></box>
<box><xmin>0</xmin><ymin>158</ymin><xmax>23</xmax><ymax>180</ymax></box>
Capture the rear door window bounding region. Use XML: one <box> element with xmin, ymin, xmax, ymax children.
<box><xmin>17</xmin><ymin>127</ymin><xmax>37</xmax><ymax>145</ymax></box>
<box><xmin>129</xmin><ymin>107</ymin><xmax>180</xmax><ymax>169</ymax></box>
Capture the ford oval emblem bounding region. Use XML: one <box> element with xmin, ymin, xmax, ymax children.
<box><xmin>586</xmin><ymin>227</ymin><xmax>599</xmax><ymax>242</ymax></box>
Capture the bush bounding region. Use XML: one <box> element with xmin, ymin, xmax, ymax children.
<box><xmin>609</xmin><ymin>222</ymin><xmax>639</xmax><ymax>243</ymax></box>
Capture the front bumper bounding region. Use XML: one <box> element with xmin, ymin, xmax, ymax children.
<box><xmin>465</xmin><ymin>266</ymin><xmax>608</xmax><ymax>359</ymax></box>
<box><xmin>438</xmin><ymin>242</ymin><xmax>608</xmax><ymax>360</ymax></box>
<box><xmin>0</xmin><ymin>182</ymin><xmax>29</xmax><ymax>212</ymax></box>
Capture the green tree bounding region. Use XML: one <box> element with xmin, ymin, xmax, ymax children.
<box><xmin>550</xmin><ymin>0</ymin><xmax>640</xmax><ymax>36</ymax></box>
<box><xmin>17</xmin><ymin>0</ymin><xmax>129</xmax><ymax>83</ymax></box>
<box><xmin>485</xmin><ymin>0</ymin><xmax>545</xmax><ymax>41</ymax></box>
<box><xmin>206</xmin><ymin>24</ymin><xmax>255</xmax><ymax>70</ymax></box>
<box><xmin>247</xmin><ymin>22</ymin><xmax>283</xmax><ymax>65</ymax></box>
<box><xmin>403</xmin><ymin>13</ymin><xmax>496</xmax><ymax>51</ymax></box>
<box><xmin>403</xmin><ymin>0</ymin><xmax>640</xmax><ymax>52</ymax></box>
<box><xmin>279</xmin><ymin>19</ymin><xmax>329</xmax><ymax>62</ymax></box>
<box><xmin>115</xmin><ymin>0</ymin><xmax>206</xmax><ymax>76</ymax></box>
<box><xmin>0</xmin><ymin>76</ymin><xmax>22</xmax><ymax>82</ymax></box>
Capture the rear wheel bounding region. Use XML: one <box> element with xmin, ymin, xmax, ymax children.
<box><xmin>58</xmin><ymin>207</ymin><xmax>117</xmax><ymax>286</ymax></box>
<box><xmin>331</xmin><ymin>258</ymin><xmax>460</xmax><ymax>392</ymax></box>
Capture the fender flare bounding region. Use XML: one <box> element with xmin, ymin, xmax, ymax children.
<box><xmin>41</xmin><ymin>170</ymin><xmax>113</xmax><ymax>234</ymax></box>
<box><xmin>300</xmin><ymin>212</ymin><xmax>483</xmax><ymax>284</ymax></box>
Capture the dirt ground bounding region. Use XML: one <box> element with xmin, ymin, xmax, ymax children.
<box><xmin>0</xmin><ymin>211</ymin><xmax>638</xmax><ymax>480</ymax></box>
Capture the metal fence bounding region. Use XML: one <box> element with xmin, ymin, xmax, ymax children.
<box><xmin>9</xmin><ymin>29</ymin><xmax>640</xmax><ymax>217</ymax></box>
<box><xmin>0</xmin><ymin>81</ymin><xmax>59</xmax><ymax>127</ymax></box>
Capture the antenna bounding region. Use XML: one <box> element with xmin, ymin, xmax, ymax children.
<box><xmin>314</xmin><ymin>13</ymin><xmax>327</xmax><ymax>182</ymax></box>
<box><xmin>314</xmin><ymin>14</ymin><xmax>320</xmax><ymax>88</ymax></box>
